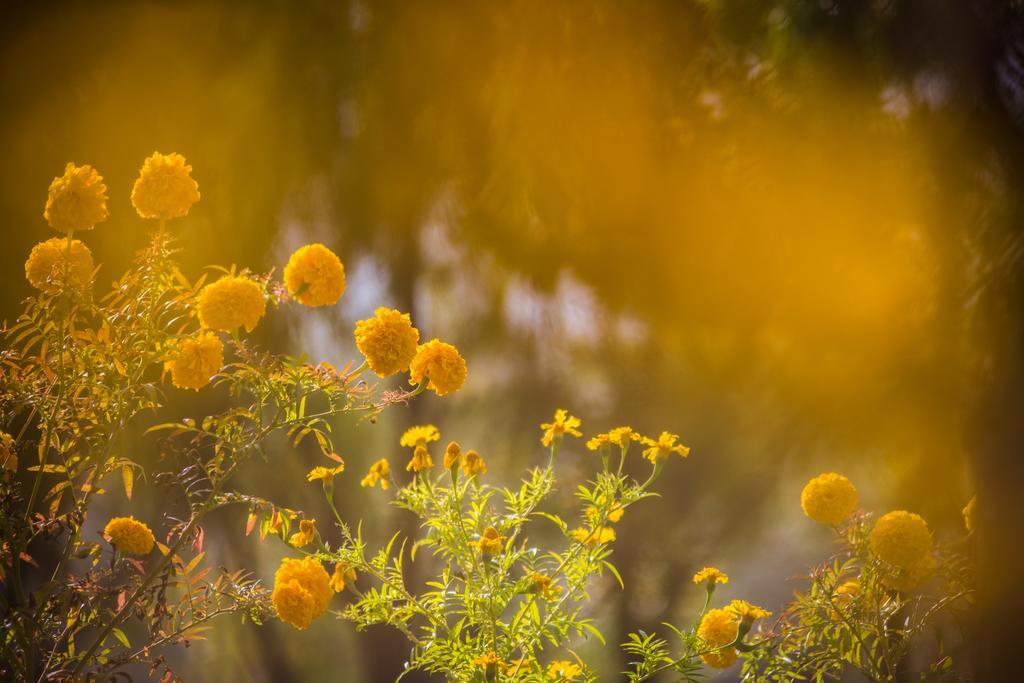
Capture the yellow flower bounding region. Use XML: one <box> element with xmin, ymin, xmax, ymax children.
<box><xmin>130</xmin><ymin>152</ymin><xmax>200</xmax><ymax>220</ymax></box>
<box><xmin>307</xmin><ymin>464</ymin><xmax>345</xmax><ymax>483</ymax></box>
<box><xmin>272</xmin><ymin>556</ymin><xmax>332</xmax><ymax>630</ymax></box>
<box><xmin>44</xmin><ymin>162</ymin><xmax>109</xmax><ymax>232</ymax></box>
<box><xmin>1</xmin><ymin>432</ymin><xmax>16</xmax><ymax>471</ymax></box>
<box><xmin>692</xmin><ymin>567</ymin><xmax>730</xmax><ymax>586</ymax></box>
<box><xmin>197</xmin><ymin>275</ymin><xmax>266</xmax><ymax>333</ymax></box>
<box><xmin>800</xmin><ymin>472</ymin><xmax>858</xmax><ymax>525</ymax></box>
<box><xmin>400</xmin><ymin>425</ymin><xmax>440</xmax><ymax>448</ymax></box>
<box><xmin>527</xmin><ymin>571</ymin><xmax>562</xmax><ymax>600</ymax></box>
<box><xmin>586</xmin><ymin>496</ymin><xmax>624</xmax><ymax>525</ymax></box>
<box><xmin>462</xmin><ymin>450</ymin><xmax>487</xmax><ymax>477</ymax></box>
<box><xmin>586</xmin><ymin>426</ymin><xmax>635</xmax><ymax>451</ymax></box>
<box><xmin>726</xmin><ymin>599</ymin><xmax>772</xmax><ymax>624</ymax></box>
<box><xmin>329</xmin><ymin>562</ymin><xmax>357</xmax><ymax>593</ymax></box>
<box><xmin>443</xmin><ymin>441</ymin><xmax>462</xmax><ymax>469</ymax></box>
<box><xmin>103</xmin><ymin>517</ymin><xmax>155</xmax><ymax>555</ymax></box>
<box><xmin>284</xmin><ymin>243</ymin><xmax>346</xmax><ymax>307</ymax></box>
<box><xmin>830</xmin><ymin>579</ymin><xmax>861</xmax><ymax>621</ymax></box>
<box><xmin>360</xmin><ymin>459</ymin><xmax>391</xmax><ymax>490</ymax></box>
<box><xmin>289</xmin><ymin>519</ymin><xmax>317</xmax><ymax>548</ymax></box>
<box><xmin>354</xmin><ymin>307</ymin><xmax>420</xmax><ymax>376</ymax></box>
<box><xmin>406</xmin><ymin>445</ymin><xmax>434</xmax><ymax>472</ymax></box>
<box><xmin>963</xmin><ymin>495</ymin><xmax>976</xmax><ymax>534</ymax></box>
<box><xmin>571</xmin><ymin>526</ymin><xmax>616</xmax><ymax>547</ymax></box>
<box><xmin>638</xmin><ymin>431</ymin><xmax>690</xmax><ymax>463</ymax></box>
<box><xmin>165</xmin><ymin>332</ymin><xmax>223</xmax><ymax>390</ymax></box>
<box><xmin>880</xmin><ymin>553</ymin><xmax>936</xmax><ymax>592</ymax></box>
<box><xmin>409</xmin><ymin>339</ymin><xmax>467</xmax><ymax>396</ymax></box>
<box><xmin>472</xmin><ymin>651</ymin><xmax>504</xmax><ymax>673</ymax></box>
<box><xmin>472</xmin><ymin>526</ymin><xmax>505</xmax><ymax>555</ymax></box>
<box><xmin>869</xmin><ymin>510</ymin><xmax>932</xmax><ymax>569</ymax></box>
<box><xmin>697</xmin><ymin>608</ymin><xmax>739</xmax><ymax>668</ymax></box>
<box><xmin>25</xmin><ymin>238</ymin><xmax>94</xmax><ymax>293</ymax></box>
<box><xmin>547</xmin><ymin>661</ymin><xmax>583</xmax><ymax>680</ymax></box>
<box><xmin>540</xmin><ymin>409</ymin><xmax>583</xmax><ymax>447</ymax></box>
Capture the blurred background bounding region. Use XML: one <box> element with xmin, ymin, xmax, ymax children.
<box><xmin>3</xmin><ymin>0</ymin><xmax>1022</xmax><ymax>679</ymax></box>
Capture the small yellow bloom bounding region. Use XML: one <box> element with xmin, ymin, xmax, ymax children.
<box><xmin>869</xmin><ymin>510</ymin><xmax>932</xmax><ymax>570</ymax></box>
<box><xmin>471</xmin><ymin>651</ymin><xmax>504</xmax><ymax>673</ymax></box>
<box><xmin>44</xmin><ymin>162</ymin><xmax>109</xmax><ymax>232</ymax></box>
<box><xmin>462</xmin><ymin>450</ymin><xmax>487</xmax><ymax>477</ymax></box>
<box><xmin>637</xmin><ymin>431</ymin><xmax>690</xmax><ymax>463</ymax></box>
<box><xmin>571</xmin><ymin>526</ymin><xmax>616</xmax><ymax>547</ymax></box>
<box><xmin>586</xmin><ymin>426</ymin><xmax>635</xmax><ymax>451</ymax></box>
<box><xmin>25</xmin><ymin>238</ymin><xmax>94</xmax><ymax>293</ymax></box>
<box><xmin>726</xmin><ymin>599</ymin><xmax>772</xmax><ymax>624</ymax></box>
<box><xmin>692</xmin><ymin>567</ymin><xmax>730</xmax><ymax>586</ymax></box>
<box><xmin>443</xmin><ymin>441</ymin><xmax>462</xmax><ymax>469</ymax></box>
<box><xmin>289</xmin><ymin>519</ymin><xmax>317</xmax><ymax>548</ymax></box>
<box><xmin>540</xmin><ymin>409</ymin><xmax>583</xmax><ymax>447</ymax></box>
<box><xmin>527</xmin><ymin>571</ymin><xmax>562</xmax><ymax>600</ymax></box>
<box><xmin>409</xmin><ymin>339</ymin><xmax>467</xmax><ymax>396</ymax></box>
<box><xmin>472</xmin><ymin>526</ymin><xmax>505</xmax><ymax>555</ymax></box>
<box><xmin>400</xmin><ymin>425</ymin><xmax>440</xmax><ymax>449</ymax></box>
<box><xmin>406</xmin><ymin>445</ymin><xmax>434</xmax><ymax>472</ymax></box>
<box><xmin>307</xmin><ymin>463</ymin><xmax>345</xmax><ymax>483</ymax></box>
<box><xmin>586</xmin><ymin>496</ymin><xmax>624</xmax><ymax>525</ymax></box>
<box><xmin>360</xmin><ymin>459</ymin><xmax>391</xmax><ymax>489</ymax></box>
<box><xmin>547</xmin><ymin>661</ymin><xmax>583</xmax><ymax>680</ymax></box>
<box><xmin>880</xmin><ymin>553</ymin><xmax>936</xmax><ymax>592</ymax></box>
<box><xmin>800</xmin><ymin>473</ymin><xmax>858</xmax><ymax>525</ymax></box>
<box><xmin>131</xmin><ymin>152</ymin><xmax>200</xmax><ymax>220</ymax></box>
<box><xmin>1</xmin><ymin>432</ymin><xmax>17</xmax><ymax>472</ymax></box>
<box><xmin>165</xmin><ymin>332</ymin><xmax>223</xmax><ymax>390</ymax></box>
<box><xmin>103</xmin><ymin>516</ymin><xmax>156</xmax><ymax>555</ymax></box>
<box><xmin>962</xmin><ymin>495</ymin><xmax>976</xmax><ymax>534</ymax></box>
<box><xmin>284</xmin><ymin>243</ymin><xmax>346</xmax><ymax>307</ymax></box>
<box><xmin>329</xmin><ymin>562</ymin><xmax>357</xmax><ymax>593</ymax></box>
<box><xmin>697</xmin><ymin>608</ymin><xmax>739</xmax><ymax>668</ymax></box>
<box><xmin>354</xmin><ymin>307</ymin><xmax>420</xmax><ymax>376</ymax></box>
<box><xmin>197</xmin><ymin>275</ymin><xmax>266</xmax><ymax>333</ymax></box>
<box><xmin>272</xmin><ymin>556</ymin><xmax>332</xmax><ymax>630</ymax></box>
<box><xmin>830</xmin><ymin>579</ymin><xmax>861</xmax><ymax>621</ymax></box>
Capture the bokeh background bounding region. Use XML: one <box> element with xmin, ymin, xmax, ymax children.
<box><xmin>3</xmin><ymin>1</ymin><xmax>1022</xmax><ymax>680</ymax></box>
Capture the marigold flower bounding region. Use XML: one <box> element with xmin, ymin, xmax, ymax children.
<box><xmin>726</xmin><ymin>599</ymin><xmax>772</xmax><ymax>623</ymax></box>
<box><xmin>462</xmin><ymin>450</ymin><xmax>487</xmax><ymax>477</ymax></box>
<box><xmin>830</xmin><ymin>579</ymin><xmax>861</xmax><ymax>621</ymax></box>
<box><xmin>283</xmin><ymin>243</ymin><xmax>346</xmax><ymax>307</ymax></box>
<box><xmin>527</xmin><ymin>571</ymin><xmax>562</xmax><ymax>600</ymax></box>
<box><xmin>586</xmin><ymin>496</ymin><xmax>624</xmax><ymax>525</ymax></box>
<box><xmin>697</xmin><ymin>608</ymin><xmax>739</xmax><ymax>668</ymax></box>
<box><xmin>407</xmin><ymin>445</ymin><xmax>434</xmax><ymax>472</ymax></box>
<box><xmin>693</xmin><ymin>567</ymin><xmax>730</xmax><ymax>586</ymax></box>
<box><xmin>400</xmin><ymin>425</ymin><xmax>441</xmax><ymax>448</ymax></box>
<box><xmin>472</xmin><ymin>651</ymin><xmax>504</xmax><ymax>673</ymax></box>
<box><xmin>547</xmin><ymin>661</ymin><xmax>583</xmax><ymax>680</ymax></box>
<box><xmin>131</xmin><ymin>152</ymin><xmax>200</xmax><ymax>220</ymax></box>
<box><xmin>409</xmin><ymin>339</ymin><xmax>467</xmax><ymax>396</ymax></box>
<box><xmin>289</xmin><ymin>519</ymin><xmax>317</xmax><ymax>548</ymax></box>
<box><xmin>197</xmin><ymin>275</ymin><xmax>266</xmax><ymax>333</ymax></box>
<box><xmin>103</xmin><ymin>516</ymin><xmax>155</xmax><ymax>555</ymax></box>
<box><xmin>330</xmin><ymin>562</ymin><xmax>357</xmax><ymax>593</ymax></box>
<box><xmin>44</xmin><ymin>162</ymin><xmax>109</xmax><ymax>232</ymax></box>
<box><xmin>586</xmin><ymin>426</ymin><xmax>635</xmax><ymax>451</ymax></box>
<box><xmin>443</xmin><ymin>441</ymin><xmax>462</xmax><ymax>469</ymax></box>
<box><xmin>472</xmin><ymin>526</ymin><xmax>505</xmax><ymax>555</ymax></box>
<box><xmin>360</xmin><ymin>459</ymin><xmax>391</xmax><ymax>489</ymax></box>
<box><xmin>880</xmin><ymin>553</ymin><xmax>936</xmax><ymax>592</ymax></box>
<box><xmin>869</xmin><ymin>510</ymin><xmax>932</xmax><ymax>569</ymax></box>
<box><xmin>638</xmin><ymin>431</ymin><xmax>690</xmax><ymax>463</ymax></box>
<box><xmin>25</xmin><ymin>238</ymin><xmax>95</xmax><ymax>293</ymax></box>
<box><xmin>272</xmin><ymin>556</ymin><xmax>332</xmax><ymax>630</ymax></box>
<box><xmin>307</xmin><ymin>464</ymin><xmax>345</xmax><ymax>483</ymax></box>
<box><xmin>354</xmin><ymin>307</ymin><xmax>420</xmax><ymax>376</ymax></box>
<box><xmin>0</xmin><ymin>432</ymin><xmax>16</xmax><ymax>471</ymax></box>
<box><xmin>571</xmin><ymin>526</ymin><xmax>616</xmax><ymax>547</ymax></box>
<box><xmin>963</xmin><ymin>495</ymin><xmax>976</xmax><ymax>534</ymax></box>
<box><xmin>165</xmin><ymin>332</ymin><xmax>223</xmax><ymax>390</ymax></box>
<box><xmin>800</xmin><ymin>472</ymin><xmax>858</xmax><ymax>525</ymax></box>
<box><xmin>540</xmin><ymin>409</ymin><xmax>583</xmax><ymax>447</ymax></box>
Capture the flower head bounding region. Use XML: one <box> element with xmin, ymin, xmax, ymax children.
<box><xmin>527</xmin><ymin>571</ymin><xmax>562</xmax><ymax>600</ymax></box>
<box><xmin>830</xmin><ymin>578</ymin><xmax>861</xmax><ymax>620</ymax></box>
<box><xmin>354</xmin><ymin>307</ymin><xmax>420</xmax><ymax>376</ymax></box>
<box><xmin>360</xmin><ymin>459</ymin><xmax>391</xmax><ymax>490</ymax></box>
<box><xmin>103</xmin><ymin>517</ymin><xmax>155</xmax><ymax>555</ymax></box>
<box><xmin>693</xmin><ymin>567</ymin><xmax>730</xmax><ymax>586</ymax></box>
<box><xmin>726</xmin><ymin>599</ymin><xmax>772</xmax><ymax>624</ymax></box>
<box><xmin>409</xmin><ymin>339</ymin><xmax>467</xmax><ymax>396</ymax></box>
<box><xmin>165</xmin><ymin>332</ymin><xmax>223</xmax><ymax>390</ymax></box>
<box><xmin>697</xmin><ymin>608</ymin><xmax>739</xmax><ymax>668</ymax></box>
<box><xmin>547</xmin><ymin>661</ymin><xmax>583</xmax><ymax>680</ymax></box>
<box><xmin>197</xmin><ymin>275</ymin><xmax>266</xmax><ymax>333</ymax></box>
<box><xmin>272</xmin><ymin>556</ymin><xmax>332</xmax><ymax>629</ymax></box>
<box><xmin>800</xmin><ymin>473</ymin><xmax>858</xmax><ymax>525</ymax></box>
<box><xmin>571</xmin><ymin>526</ymin><xmax>616</xmax><ymax>547</ymax></box>
<box><xmin>586</xmin><ymin>495</ymin><xmax>624</xmax><ymax>525</ymax></box>
<box><xmin>284</xmin><ymin>243</ymin><xmax>346</xmax><ymax>307</ymax></box>
<box><xmin>472</xmin><ymin>651</ymin><xmax>504</xmax><ymax>674</ymax></box>
<box><xmin>25</xmin><ymin>238</ymin><xmax>94</xmax><ymax>293</ymax></box>
<box><xmin>869</xmin><ymin>510</ymin><xmax>932</xmax><ymax>569</ymax></box>
<box><xmin>1</xmin><ymin>432</ymin><xmax>16</xmax><ymax>472</ymax></box>
<box><xmin>307</xmin><ymin>464</ymin><xmax>345</xmax><ymax>483</ymax></box>
<box><xmin>638</xmin><ymin>431</ymin><xmax>690</xmax><ymax>463</ymax></box>
<box><xmin>963</xmin><ymin>495</ymin><xmax>976</xmax><ymax>534</ymax></box>
<box><xmin>131</xmin><ymin>152</ymin><xmax>200</xmax><ymax>220</ymax></box>
<box><xmin>330</xmin><ymin>562</ymin><xmax>357</xmax><ymax>593</ymax></box>
<box><xmin>462</xmin><ymin>450</ymin><xmax>487</xmax><ymax>477</ymax></box>
<box><xmin>586</xmin><ymin>426</ymin><xmax>635</xmax><ymax>451</ymax></box>
<box><xmin>288</xmin><ymin>519</ymin><xmax>317</xmax><ymax>548</ymax></box>
<box><xmin>443</xmin><ymin>441</ymin><xmax>462</xmax><ymax>469</ymax></box>
<box><xmin>44</xmin><ymin>162</ymin><xmax>108</xmax><ymax>232</ymax></box>
<box><xmin>472</xmin><ymin>527</ymin><xmax>505</xmax><ymax>555</ymax></box>
<box><xmin>880</xmin><ymin>553</ymin><xmax>936</xmax><ymax>592</ymax></box>
<box><xmin>540</xmin><ymin>409</ymin><xmax>583</xmax><ymax>447</ymax></box>
<box><xmin>400</xmin><ymin>425</ymin><xmax>440</xmax><ymax>449</ymax></box>
<box><xmin>407</xmin><ymin>445</ymin><xmax>434</xmax><ymax>472</ymax></box>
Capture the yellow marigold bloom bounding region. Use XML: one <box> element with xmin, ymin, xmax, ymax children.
<box><xmin>547</xmin><ymin>661</ymin><xmax>583</xmax><ymax>680</ymax></box>
<box><xmin>0</xmin><ymin>432</ymin><xmax>16</xmax><ymax>471</ymax></box>
<box><xmin>272</xmin><ymin>556</ymin><xmax>332</xmax><ymax>630</ymax></box>
<box><xmin>586</xmin><ymin>496</ymin><xmax>624</xmax><ymax>525</ymax></box>
<box><xmin>130</xmin><ymin>152</ymin><xmax>200</xmax><ymax>220</ymax></box>
<box><xmin>693</xmin><ymin>567</ymin><xmax>730</xmax><ymax>586</ymax></box>
<box><xmin>197</xmin><ymin>275</ymin><xmax>266</xmax><ymax>333</ymax></box>
<box><xmin>638</xmin><ymin>431</ymin><xmax>690</xmax><ymax>463</ymax></box>
<box><xmin>25</xmin><ymin>238</ymin><xmax>94</xmax><ymax>293</ymax></box>
<box><xmin>800</xmin><ymin>472</ymin><xmax>858</xmax><ymax>525</ymax></box>
<box><xmin>541</xmin><ymin>409</ymin><xmax>583</xmax><ymax>447</ymax></box>
<box><xmin>586</xmin><ymin>426</ymin><xmax>635</xmax><ymax>451</ymax></box>
<box><xmin>869</xmin><ymin>510</ymin><xmax>933</xmax><ymax>569</ymax></box>
<box><xmin>44</xmin><ymin>162</ymin><xmax>109</xmax><ymax>232</ymax></box>
<box><xmin>409</xmin><ymin>339</ymin><xmax>468</xmax><ymax>396</ymax></box>
<box><xmin>727</xmin><ymin>599</ymin><xmax>772</xmax><ymax>624</ymax></box>
<box><xmin>963</xmin><ymin>495</ymin><xmax>976</xmax><ymax>534</ymax></box>
<box><xmin>284</xmin><ymin>243</ymin><xmax>346</xmax><ymax>307</ymax></box>
<box><xmin>406</xmin><ymin>445</ymin><xmax>434</xmax><ymax>472</ymax></box>
<box><xmin>360</xmin><ymin>459</ymin><xmax>391</xmax><ymax>489</ymax></box>
<box><xmin>697</xmin><ymin>608</ymin><xmax>739</xmax><ymax>669</ymax></box>
<box><xmin>307</xmin><ymin>464</ymin><xmax>345</xmax><ymax>483</ymax></box>
<box><xmin>103</xmin><ymin>517</ymin><xmax>155</xmax><ymax>555</ymax></box>
<box><xmin>400</xmin><ymin>425</ymin><xmax>441</xmax><ymax>448</ymax></box>
<box><xmin>830</xmin><ymin>579</ymin><xmax>861</xmax><ymax>621</ymax></box>
<box><xmin>443</xmin><ymin>441</ymin><xmax>462</xmax><ymax>469</ymax></box>
<box><xmin>571</xmin><ymin>526</ymin><xmax>616</xmax><ymax>547</ymax></box>
<box><xmin>472</xmin><ymin>526</ymin><xmax>505</xmax><ymax>555</ymax></box>
<box><xmin>165</xmin><ymin>332</ymin><xmax>223</xmax><ymax>390</ymax></box>
<box><xmin>354</xmin><ymin>307</ymin><xmax>420</xmax><ymax>376</ymax></box>
<box><xmin>462</xmin><ymin>450</ymin><xmax>487</xmax><ymax>477</ymax></box>
<box><xmin>527</xmin><ymin>571</ymin><xmax>562</xmax><ymax>600</ymax></box>
<box><xmin>329</xmin><ymin>562</ymin><xmax>357</xmax><ymax>593</ymax></box>
<box><xmin>472</xmin><ymin>651</ymin><xmax>504</xmax><ymax>673</ymax></box>
<box><xmin>289</xmin><ymin>519</ymin><xmax>317</xmax><ymax>548</ymax></box>
<box><xmin>880</xmin><ymin>553</ymin><xmax>936</xmax><ymax>592</ymax></box>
